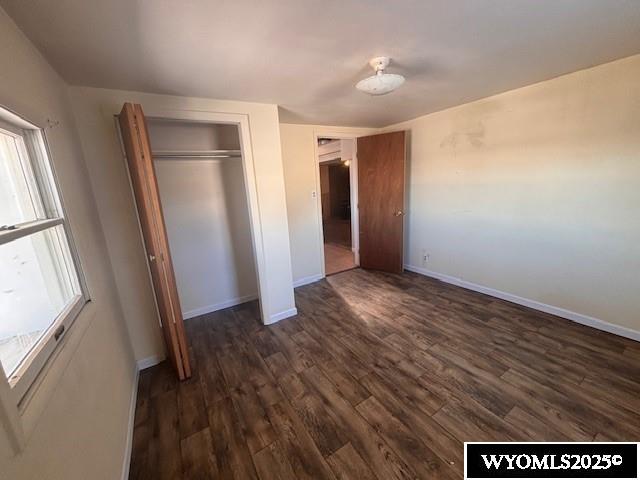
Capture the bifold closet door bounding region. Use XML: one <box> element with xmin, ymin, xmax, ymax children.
<box><xmin>357</xmin><ymin>131</ymin><xmax>406</xmax><ymax>273</ymax></box>
<box><xmin>118</xmin><ymin>103</ymin><xmax>191</xmax><ymax>380</ymax></box>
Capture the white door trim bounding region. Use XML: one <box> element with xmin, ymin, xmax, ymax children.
<box><xmin>127</xmin><ymin>107</ymin><xmax>270</xmax><ymax>325</ymax></box>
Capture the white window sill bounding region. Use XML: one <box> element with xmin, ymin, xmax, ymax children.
<box><xmin>0</xmin><ymin>300</ymin><xmax>97</xmax><ymax>454</ymax></box>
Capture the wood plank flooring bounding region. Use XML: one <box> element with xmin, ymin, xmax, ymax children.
<box><xmin>129</xmin><ymin>268</ymin><xmax>640</xmax><ymax>479</ymax></box>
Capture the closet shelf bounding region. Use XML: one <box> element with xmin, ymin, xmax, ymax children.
<box><xmin>152</xmin><ymin>149</ymin><xmax>241</xmax><ymax>159</ymax></box>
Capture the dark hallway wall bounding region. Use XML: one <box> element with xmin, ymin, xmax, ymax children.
<box><xmin>319</xmin><ymin>162</ymin><xmax>352</xmax><ymax>247</ymax></box>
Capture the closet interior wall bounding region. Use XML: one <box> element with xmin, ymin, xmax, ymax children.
<box><xmin>147</xmin><ymin>119</ymin><xmax>258</xmax><ymax>319</ymax></box>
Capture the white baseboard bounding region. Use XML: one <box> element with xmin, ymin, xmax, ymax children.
<box><xmin>266</xmin><ymin>307</ymin><xmax>298</xmax><ymax>325</ymax></box>
<box><xmin>293</xmin><ymin>273</ymin><xmax>323</xmax><ymax>288</ymax></box>
<box><xmin>136</xmin><ymin>354</ymin><xmax>163</xmax><ymax>371</ymax></box>
<box><xmin>404</xmin><ymin>264</ymin><xmax>640</xmax><ymax>343</ymax></box>
<box><xmin>182</xmin><ymin>294</ymin><xmax>258</xmax><ymax>320</ymax></box>
<box><xmin>121</xmin><ymin>364</ymin><xmax>139</xmax><ymax>480</ymax></box>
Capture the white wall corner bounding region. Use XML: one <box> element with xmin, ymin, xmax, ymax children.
<box><xmin>293</xmin><ymin>274</ymin><xmax>324</xmax><ymax>288</ymax></box>
<box><xmin>266</xmin><ymin>308</ymin><xmax>298</xmax><ymax>325</ymax></box>
<box><xmin>404</xmin><ymin>264</ymin><xmax>640</xmax><ymax>343</ymax></box>
<box><xmin>121</xmin><ymin>365</ymin><xmax>139</xmax><ymax>480</ymax></box>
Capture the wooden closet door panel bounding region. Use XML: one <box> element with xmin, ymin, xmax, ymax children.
<box><xmin>119</xmin><ymin>103</ymin><xmax>191</xmax><ymax>380</ymax></box>
<box><xmin>134</xmin><ymin>104</ymin><xmax>191</xmax><ymax>378</ymax></box>
<box><xmin>357</xmin><ymin>131</ymin><xmax>406</xmax><ymax>273</ymax></box>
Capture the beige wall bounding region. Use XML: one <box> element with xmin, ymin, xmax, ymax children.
<box><xmin>151</xmin><ymin>121</ymin><xmax>257</xmax><ymax>318</ymax></box>
<box><xmin>0</xmin><ymin>8</ymin><xmax>135</xmax><ymax>480</ymax></box>
<box><xmin>386</xmin><ymin>55</ymin><xmax>640</xmax><ymax>334</ymax></box>
<box><xmin>69</xmin><ymin>87</ymin><xmax>296</xmax><ymax>361</ymax></box>
<box><xmin>279</xmin><ymin>124</ymin><xmax>376</xmax><ymax>283</ymax></box>
<box><xmin>155</xmin><ymin>159</ymin><xmax>258</xmax><ymax>317</ymax></box>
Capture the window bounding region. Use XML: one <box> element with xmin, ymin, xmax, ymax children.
<box><xmin>0</xmin><ymin>107</ymin><xmax>87</xmax><ymax>403</ymax></box>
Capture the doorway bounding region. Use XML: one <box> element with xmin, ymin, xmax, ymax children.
<box><xmin>147</xmin><ymin>119</ymin><xmax>258</xmax><ymax>320</ymax></box>
<box><xmin>317</xmin><ymin>137</ymin><xmax>357</xmax><ymax>275</ymax></box>
<box><xmin>118</xmin><ymin>103</ymin><xmax>268</xmax><ymax>380</ymax></box>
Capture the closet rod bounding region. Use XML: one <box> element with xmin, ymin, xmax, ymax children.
<box><xmin>153</xmin><ymin>154</ymin><xmax>241</xmax><ymax>159</ymax></box>
<box><xmin>152</xmin><ymin>150</ymin><xmax>242</xmax><ymax>159</ymax></box>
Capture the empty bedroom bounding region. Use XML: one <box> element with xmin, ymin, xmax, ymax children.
<box><xmin>0</xmin><ymin>1</ymin><xmax>639</xmax><ymax>479</ymax></box>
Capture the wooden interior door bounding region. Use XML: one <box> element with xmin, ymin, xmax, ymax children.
<box><xmin>118</xmin><ymin>103</ymin><xmax>191</xmax><ymax>380</ymax></box>
<box><xmin>357</xmin><ymin>131</ymin><xmax>406</xmax><ymax>273</ymax></box>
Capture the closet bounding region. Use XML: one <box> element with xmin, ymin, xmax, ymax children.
<box><xmin>147</xmin><ymin>119</ymin><xmax>258</xmax><ymax>321</ymax></box>
<box><xmin>118</xmin><ymin>103</ymin><xmax>258</xmax><ymax>380</ymax></box>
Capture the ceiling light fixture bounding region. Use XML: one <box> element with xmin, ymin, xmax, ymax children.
<box><xmin>356</xmin><ymin>56</ymin><xmax>405</xmax><ymax>95</ymax></box>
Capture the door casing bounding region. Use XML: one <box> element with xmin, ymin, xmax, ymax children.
<box><xmin>117</xmin><ymin>107</ymin><xmax>271</xmax><ymax>327</ymax></box>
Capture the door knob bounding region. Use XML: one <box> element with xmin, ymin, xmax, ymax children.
<box><xmin>149</xmin><ymin>254</ymin><xmax>156</xmax><ymax>262</ymax></box>
<box><xmin>394</xmin><ymin>210</ymin><xmax>404</xmax><ymax>217</ymax></box>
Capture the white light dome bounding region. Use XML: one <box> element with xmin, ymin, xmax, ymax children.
<box><xmin>356</xmin><ymin>72</ymin><xmax>405</xmax><ymax>95</ymax></box>
<box><xmin>356</xmin><ymin>57</ymin><xmax>405</xmax><ymax>95</ymax></box>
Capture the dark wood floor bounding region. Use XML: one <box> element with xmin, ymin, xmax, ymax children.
<box><xmin>129</xmin><ymin>268</ymin><xmax>640</xmax><ymax>479</ymax></box>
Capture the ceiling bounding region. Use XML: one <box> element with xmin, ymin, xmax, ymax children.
<box><xmin>3</xmin><ymin>0</ymin><xmax>640</xmax><ymax>127</ymax></box>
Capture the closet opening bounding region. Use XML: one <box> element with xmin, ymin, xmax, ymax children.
<box><xmin>147</xmin><ymin>118</ymin><xmax>259</xmax><ymax>321</ymax></box>
<box><xmin>317</xmin><ymin>137</ymin><xmax>358</xmax><ymax>275</ymax></box>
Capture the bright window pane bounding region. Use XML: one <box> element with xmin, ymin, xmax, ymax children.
<box><xmin>0</xmin><ymin>225</ymin><xmax>80</xmax><ymax>376</ymax></box>
<box><xmin>0</xmin><ymin>128</ymin><xmax>42</xmax><ymax>226</ymax></box>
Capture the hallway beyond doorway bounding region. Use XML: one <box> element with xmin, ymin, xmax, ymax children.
<box><xmin>324</xmin><ymin>243</ymin><xmax>356</xmax><ymax>275</ymax></box>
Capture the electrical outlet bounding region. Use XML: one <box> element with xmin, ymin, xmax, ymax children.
<box><xmin>421</xmin><ymin>250</ymin><xmax>430</xmax><ymax>266</ymax></box>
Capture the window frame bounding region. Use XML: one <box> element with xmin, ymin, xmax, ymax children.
<box><xmin>0</xmin><ymin>106</ymin><xmax>89</xmax><ymax>406</ymax></box>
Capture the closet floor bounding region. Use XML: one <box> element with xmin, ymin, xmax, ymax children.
<box><xmin>128</xmin><ymin>268</ymin><xmax>640</xmax><ymax>479</ymax></box>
